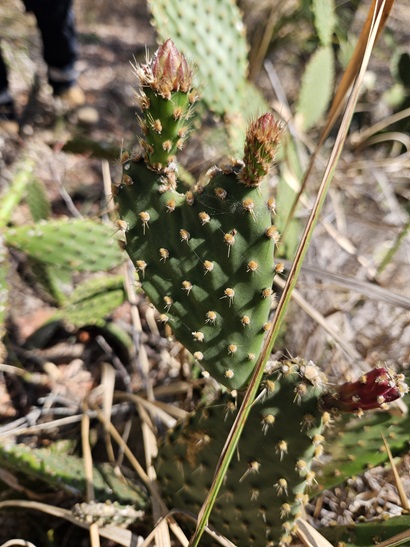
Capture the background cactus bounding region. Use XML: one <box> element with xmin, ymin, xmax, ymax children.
<box><xmin>52</xmin><ymin>274</ymin><xmax>126</xmax><ymax>328</ymax></box>
<box><xmin>116</xmin><ymin>40</ymin><xmax>281</xmax><ymax>390</ymax></box>
<box><xmin>148</xmin><ymin>0</ymin><xmax>250</xmax><ymax>117</ymax></box>
<box><xmin>318</xmin><ymin>392</ymin><xmax>410</xmax><ymax>491</ymax></box>
<box><xmin>0</xmin><ymin>442</ymin><xmax>147</xmax><ymax>506</ymax></box>
<box><xmin>322</xmin><ymin>513</ymin><xmax>410</xmax><ymax>546</ymax></box>
<box><xmin>156</xmin><ymin>358</ymin><xmax>327</xmax><ymax>546</ymax></box>
<box><xmin>147</xmin><ymin>0</ymin><xmax>268</xmax><ymax>155</ymax></box>
<box><xmin>4</xmin><ymin>219</ymin><xmax>123</xmax><ymax>273</ymax></box>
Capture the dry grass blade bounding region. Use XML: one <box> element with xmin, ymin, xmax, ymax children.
<box><xmin>349</xmin><ymin>106</ymin><xmax>410</xmax><ymax>149</ymax></box>
<box><xmin>295</xmin><ymin>262</ymin><xmax>410</xmax><ymax>310</ymax></box>
<box><xmin>137</xmin><ymin>402</ymin><xmax>172</xmax><ymax>547</ymax></box>
<box><xmin>101</xmin><ymin>363</ymin><xmax>116</xmax><ymax>464</ymax></box>
<box><xmin>296</xmin><ymin>518</ymin><xmax>334</xmax><ymax>547</ymax></box>
<box><xmin>81</xmin><ymin>405</ymin><xmax>100</xmax><ymax>547</ymax></box>
<box><xmin>323</xmin><ymin>0</ymin><xmax>395</xmax><ymax>143</ymax></box>
<box><xmin>282</xmin><ymin>0</ymin><xmax>395</xmax><ymax>237</ymax></box>
<box><xmin>97</xmin><ymin>411</ymin><xmax>190</xmax><ymax>546</ymax></box>
<box><xmin>115</xmin><ymin>391</ymin><xmax>185</xmax><ymax>427</ymax></box>
<box><xmin>382</xmin><ymin>434</ymin><xmax>410</xmax><ymax>512</ymax></box>
<box><xmin>81</xmin><ymin>408</ymin><xmax>95</xmax><ymax>502</ymax></box>
<box><xmin>97</xmin><ymin>411</ymin><xmax>154</xmax><ymax>495</ymax></box>
<box><xmin>248</xmin><ymin>3</ymin><xmax>277</xmax><ymax>81</ymax></box>
<box><xmin>0</xmin><ymin>501</ymin><xmax>136</xmax><ymax>546</ymax></box>
<box><xmin>189</xmin><ymin>3</ymin><xmax>390</xmax><ymax>545</ymax></box>
<box><xmin>140</xmin><ymin>509</ymin><xmax>237</xmax><ymax>547</ymax></box>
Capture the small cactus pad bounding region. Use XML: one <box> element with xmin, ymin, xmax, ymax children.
<box><xmin>0</xmin><ymin>442</ymin><xmax>147</xmax><ymax>506</ymax></box>
<box><xmin>116</xmin><ymin>42</ymin><xmax>281</xmax><ymax>390</ymax></box>
<box><xmin>4</xmin><ymin>219</ymin><xmax>123</xmax><ymax>272</ymax></box>
<box><xmin>53</xmin><ymin>275</ymin><xmax>125</xmax><ymax>328</ymax></box>
<box><xmin>156</xmin><ymin>359</ymin><xmax>328</xmax><ymax>546</ymax></box>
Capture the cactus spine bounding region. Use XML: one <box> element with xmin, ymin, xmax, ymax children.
<box><xmin>116</xmin><ymin>40</ymin><xmax>281</xmax><ymax>390</ymax></box>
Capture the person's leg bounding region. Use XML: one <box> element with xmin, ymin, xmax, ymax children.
<box><xmin>0</xmin><ymin>45</ymin><xmax>18</xmax><ymax>131</ymax></box>
<box><xmin>23</xmin><ymin>0</ymin><xmax>80</xmax><ymax>96</ymax></box>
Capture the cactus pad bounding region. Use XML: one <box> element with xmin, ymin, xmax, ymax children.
<box><xmin>53</xmin><ymin>275</ymin><xmax>125</xmax><ymax>328</ymax></box>
<box><xmin>148</xmin><ymin>0</ymin><xmax>249</xmax><ymax>116</ymax></box>
<box><xmin>0</xmin><ymin>442</ymin><xmax>147</xmax><ymax>506</ymax></box>
<box><xmin>156</xmin><ymin>359</ymin><xmax>328</xmax><ymax>546</ymax></box>
<box><xmin>5</xmin><ymin>219</ymin><xmax>123</xmax><ymax>273</ymax></box>
<box><xmin>117</xmin><ymin>153</ymin><xmax>279</xmax><ymax>390</ymax></box>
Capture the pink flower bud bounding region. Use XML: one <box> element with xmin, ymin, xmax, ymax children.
<box><xmin>322</xmin><ymin>367</ymin><xmax>408</xmax><ymax>413</ymax></box>
<box><xmin>150</xmin><ymin>39</ymin><xmax>193</xmax><ymax>96</ymax></box>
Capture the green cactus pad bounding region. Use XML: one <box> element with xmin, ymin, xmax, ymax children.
<box><xmin>53</xmin><ymin>275</ymin><xmax>125</xmax><ymax>328</ymax></box>
<box><xmin>116</xmin><ymin>157</ymin><xmax>278</xmax><ymax>390</ymax></box>
<box><xmin>4</xmin><ymin>219</ymin><xmax>123</xmax><ymax>273</ymax></box>
<box><xmin>317</xmin><ymin>396</ymin><xmax>410</xmax><ymax>491</ymax></box>
<box><xmin>0</xmin><ymin>442</ymin><xmax>147</xmax><ymax>506</ymax></box>
<box><xmin>296</xmin><ymin>46</ymin><xmax>334</xmax><ymax>131</ymax></box>
<box><xmin>26</xmin><ymin>177</ymin><xmax>51</xmax><ymax>222</ymax></box>
<box><xmin>322</xmin><ymin>514</ymin><xmax>410</xmax><ymax>546</ymax></box>
<box><xmin>148</xmin><ymin>0</ymin><xmax>249</xmax><ymax>116</ymax></box>
<box><xmin>156</xmin><ymin>359</ymin><xmax>327</xmax><ymax>546</ymax></box>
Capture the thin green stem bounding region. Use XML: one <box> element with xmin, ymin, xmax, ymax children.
<box><xmin>376</xmin><ymin>219</ymin><xmax>410</xmax><ymax>276</ymax></box>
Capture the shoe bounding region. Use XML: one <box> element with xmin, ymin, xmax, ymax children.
<box><xmin>55</xmin><ymin>84</ymin><xmax>86</xmax><ymax>108</ymax></box>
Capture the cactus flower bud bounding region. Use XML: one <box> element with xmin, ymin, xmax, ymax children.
<box><xmin>239</xmin><ymin>113</ymin><xmax>282</xmax><ymax>187</ymax></box>
<box><xmin>321</xmin><ymin>366</ymin><xmax>408</xmax><ymax>413</ymax></box>
<box><xmin>141</xmin><ymin>39</ymin><xmax>193</xmax><ymax>98</ymax></box>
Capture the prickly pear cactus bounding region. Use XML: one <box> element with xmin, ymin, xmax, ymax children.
<box><xmin>115</xmin><ymin>40</ymin><xmax>281</xmax><ymax>390</ymax></box>
<box><xmin>156</xmin><ymin>359</ymin><xmax>328</xmax><ymax>546</ymax></box>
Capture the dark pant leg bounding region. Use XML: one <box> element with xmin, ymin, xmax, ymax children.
<box><xmin>22</xmin><ymin>0</ymin><xmax>78</xmax><ymax>93</ymax></box>
<box><xmin>0</xmin><ymin>46</ymin><xmax>16</xmax><ymax>119</ymax></box>
<box><xmin>0</xmin><ymin>47</ymin><xmax>9</xmax><ymax>94</ymax></box>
